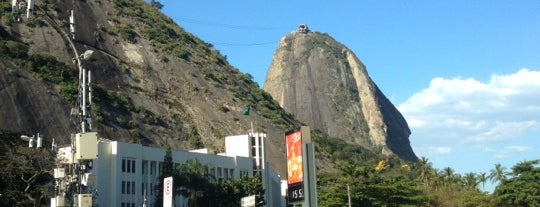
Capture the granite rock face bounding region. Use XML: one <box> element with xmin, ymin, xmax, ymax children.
<box><xmin>264</xmin><ymin>31</ymin><xmax>417</xmax><ymax>161</ymax></box>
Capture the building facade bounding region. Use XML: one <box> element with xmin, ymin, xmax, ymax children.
<box><xmin>91</xmin><ymin>132</ymin><xmax>285</xmax><ymax>207</ymax></box>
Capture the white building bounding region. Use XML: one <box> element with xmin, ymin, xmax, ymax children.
<box><xmin>91</xmin><ymin>132</ymin><xmax>285</xmax><ymax>207</ymax></box>
<box><xmin>225</xmin><ymin>132</ymin><xmax>285</xmax><ymax>207</ymax></box>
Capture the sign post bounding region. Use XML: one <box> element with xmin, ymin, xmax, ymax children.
<box><xmin>163</xmin><ymin>176</ymin><xmax>173</xmax><ymax>207</ymax></box>
<box><xmin>285</xmin><ymin>126</ymin><xmax>317</xmax><ymax>206</ymax></box>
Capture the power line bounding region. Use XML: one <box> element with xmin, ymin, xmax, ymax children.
<box><xmin>211</xmin><ymin>41</ymin><xmax>278</xmax><ymax>47</ymax></box>
<box><xmin>176</xmin><ymin>16</ymin><xmax>292</xmax><ymax>31</ymax></box>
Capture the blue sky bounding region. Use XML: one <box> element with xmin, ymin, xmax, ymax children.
<box><xmin>158</xmin><ymin>0</ymin><xmax>540</xmax><ymax>191</ymax></box>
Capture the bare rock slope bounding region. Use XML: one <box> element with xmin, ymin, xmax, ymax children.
<box><xmin>264</xmin><ymin>30</ymin><xmax>417</xmax><ymax>161</ymax></box>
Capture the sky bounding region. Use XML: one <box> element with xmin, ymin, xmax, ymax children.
<box><xmin>157</xmin><ymin>0</ymin><xmax>540</xmax><ymax>191</ymax></box>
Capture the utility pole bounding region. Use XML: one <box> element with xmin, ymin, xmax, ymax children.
<box><xmin>347</xmin><ymin>184</ymin><xmax>351</xmax><ymax>207</ymax></box>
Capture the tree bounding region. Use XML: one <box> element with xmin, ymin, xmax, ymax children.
<box><xmin>154</xmin><ymin>145</ymin><xmax>175</xmax><ymax>207</ymax></box>
<box><xmin>175</xmin><ymin>159</ymin><xmax>214</xmax><ymax>207</ymax></box>
<box><xmin>463</xmin><ymin>172</ymin><xmax>479</xmax><ymax>189</ymax></box>
<box><xmin>173</xmin><ymin>159</ymin><xmax>266</xmax><ymax>207</ymax></box>
<box><xmin>488</xmin><ymin>163</ymin><xmax>507</xmax><ymax>184</ymax></box>
<box><xmin>150</xmin><ymin>0</ymin><xmax>164</xmax><ymax>10</ymax></box>
<box><xmin>477</xmin><ymin>172</ymin><xmax>487</xmax><ymax>191</ymax></box>
<box><xmin>442</xmin><ymin>167</ymin><xmax>454</xmax><ymax>185</ymax></box>
<box><xmin>417</xmin><ymin>156</ymin><xmax>431</xmax><ymax>185</ymax></box>
<box><xmin>0</xmin><ymin>132</ymin><xmax>55</xmax><ymax>207</ymax></box>
<box><xmin>492</xmin><ymin>159</ymin><xmax>540</xmax><ymax>206</ymax></box>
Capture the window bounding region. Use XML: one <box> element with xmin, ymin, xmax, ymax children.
<box><xmin>122</xmin><ymin>181</ymin><xmax>125</xmax><ymax>194</ymax></box>
<box><xmin>122</xmin><ymin>160</ymin><xmax>126</xmax><ymax>172</ymax></box>
<box><xmin>132</xmin><ymin>181</ymin><xmax>135</xmax><ymax>194</ymax></box>
<box><xmin>127</xmin><ymin>181</ymin><xmax>131</xmax><ymax>194</ymax></box>
<box><xmin>142</xmin><ymin>161</ymin><xmax>147</xmax><ymax>174</ymax></box>
<box><xmin>131</xmin><ymin>160</ymin><xmax>136</xmax><ymax>173</ymax></box>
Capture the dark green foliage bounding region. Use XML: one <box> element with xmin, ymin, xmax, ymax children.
<box><xmin>0</xmin><ymin>132</ymin><xmax>55</xmax><ymax>206</ymax></box>
<box><xmin>0</xmin><ymin>40</ymin><xmax>28</xmax><ymax>58</ymax></box>
<box><xmin>24</xmin><ymin>53</ymin><xmax>74</xmax><ymax>84</ymax></box>
<box><xmin>59</xmin><ymin>81</ymin><xmax>78</xmax><ymax>105</ymax></box>
<box><xmin>141</xmin><ymin>23</ymin><xmax>177</xmax><ymax>44</ymax></box>
<box><xmin>189</xmin><ymin>126</ymin><xmax>203</xmax><ymax>149</ymax></box>
<box><xmin>149</xmin><ymin>0</ymin><xmax>164</xmax><ymax>10</ymax></box>
<box><xmin>116</xmin><ymin>23</ymin><xmax>138</xmax><ymax>43</ymax></box>
<box><xmin>0</xmin><ymin>38</ymin><xmax>79</xmax><ymax>105</ymax></box>
<box><xmin>25</xmin><ymin>17</ymin><xmax>45</xmax><ymax>27</ymax></box>
<box><xmin>153</xmin><ymin>146</ymin><xmax>175</xmax><ymax>207</ymax></box>
<box><xmin>92</xmin><ymin>86</ymin><xmax>135</xmax><ymax>113</ymax></box>
<box><xmin>170</xmin><ymin>159</ymin><xmax>266</xmax><ymax>207</ymax></box>
<box><xmin>492</xmin><ymin>159</ymin><xmax>540</xmax><ymax>206</ymax></box>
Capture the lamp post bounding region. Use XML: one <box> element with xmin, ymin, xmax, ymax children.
<box><xmin>74</xmin><ymin>50</ymin><xmax>94</xmax><ymax>133</ymax></box>
<box><xmin>20</xmin><ymin>133</ymin><xmax>42</xmax><ymax>148</ymax></box>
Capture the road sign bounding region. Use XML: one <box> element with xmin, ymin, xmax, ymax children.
<box><xmin>163</xmin><ymin>176</ymin><xmax>173</xmax><ymax>207</ymax></box>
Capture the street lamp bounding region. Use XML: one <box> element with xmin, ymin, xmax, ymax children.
<box><xmin>20</xmin><ymin>133</ymin><xmax>42</xmax><ymax>148</ymax></box>
<box><xmin>75</xmin><ymin>49</ymin><xmax>95</xmax><ymax>133</ymax></box>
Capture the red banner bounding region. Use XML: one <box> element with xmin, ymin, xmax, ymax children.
<box><xmin>286</xmin><ymin>130</ymin><xmax>303</xmax><ymax>184</ymax></box>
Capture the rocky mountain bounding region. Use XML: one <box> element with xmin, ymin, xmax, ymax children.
<box><xmin>0</xmin><ymin>0</ymin><xmax>414</xmax><ymax>180</ymax></box>
<box><xmin>264</xmin><ymin>28</ymin><xmax>417</xmax><ymax>161</ymax></box>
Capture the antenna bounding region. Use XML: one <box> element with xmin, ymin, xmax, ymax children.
<box><xmin>26</xmin><ymin>0</ymin><xmax>34</xmax><ymax>18</ymax></box>
<box><xmin>70</xmin><ymin>10</ymin><xmax>75</xmax><ymax>40</ymax></box>
<box><xmin>36</xmin><ymin>132</ymin><xmax>42</xmax><ymax>148</ymax></box>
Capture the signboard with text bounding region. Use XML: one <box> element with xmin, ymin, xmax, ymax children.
<box><xmin>241</xmin><ymin>195</ymin><xmax>256</xmax><ymax>207</ymax></box>
<box><xmin>285</xmin><ymin>129</ymin><xmax>304</xmax><ymax>202</ymax></box>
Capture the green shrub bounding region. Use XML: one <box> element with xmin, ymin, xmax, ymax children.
<box><xmin>0</xmin><ymin>40</ymin><xmax>28</xmax><ymax>58</ymax></box>
<box><xmin>59</xmin><ymin>81</ymin><xmax>78</xmax><ymax>105</ymax></box>
<box><xmin>25</xmin><ymin>53</ymin><xmax>73</xmax><ymax>83</ymax></box>
<box><xmin>116</xmin><ymin>24</ymin><xmax>137</xmax><ymax>43</ymax></box>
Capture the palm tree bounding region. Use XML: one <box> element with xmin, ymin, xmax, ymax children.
<box><xmin>477</xmin><ymin>172</ymin><xmax>487</xmax><ymax>191</ymax></box>
<box><xmin>429</xmin><ymin>168</ymin><xmax>441</xmax><ymax>190</ymax></box>
<box><xmin>464</xmin><ymin>172</ymin><xmax>479</xmax><ymax>189</ymax></box>
<box><xmin>489</xmin><ymin>163</ymin><xmax>507</xmax><ymax>184</ymax></box>
<box><xmin>443</xmin><ymin>167</ymin><xmax>454</xmax><ymax>183</ymax></box>
<box><xmin>418</xmin><ymin>156</ymin><xmax>430</xmax><ymax>185</ymax></box>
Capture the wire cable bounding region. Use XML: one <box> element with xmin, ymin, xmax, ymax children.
<box><xmin>176</xmin><ymin>16</ymin><xmax>292</xmax><ymax>31</ymax></box>
<box><xmin>211</xmin><ymin>41</ymin><xmax>279</xmax><ymax>47</ymax></box>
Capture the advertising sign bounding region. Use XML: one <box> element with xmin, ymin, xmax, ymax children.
<box><xmin>286</xmin><ymin>129</ymin><xmax>304</xmax><ymax>202</ymax></box>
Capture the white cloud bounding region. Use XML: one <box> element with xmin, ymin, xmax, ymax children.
<box><xmin>414</xmin><ymin>146</ymin><xmax>452</xmax><ymax>155</ymax></box>
<box><xmin>504</xmin><ymin>146</ymin><xmax>532</xmax><ymax>153</ymax></box>
<box><xmin>399</xmin><ymin>68</ymin><xmax>540</xmax><ymax>144</ymax></box>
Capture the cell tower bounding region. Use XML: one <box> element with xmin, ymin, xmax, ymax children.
<box><xmin>51</xmin><ymin>6</ymin><xmax>99</xmax><ymax>207</ymax></box>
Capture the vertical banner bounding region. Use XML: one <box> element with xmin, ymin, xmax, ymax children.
<box><xmin>286</xmin><ymin>129</ymin><xmax>304</xmax><ymax>202</ymax></box>
<box><xmin>163</xmin><ymin>176</ymin><xmax>173</xmax><ymax>207</ymax></box>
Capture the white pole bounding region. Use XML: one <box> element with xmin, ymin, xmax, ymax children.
<box><xmin>347</xmin><ymin>184</ymin><xmax>351</xmax><ymax>207</ymax></box>
<box><xmin>81</xmin><ymin>64</ymin><xmax>86</xmax><ymax>133</ymax></box>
